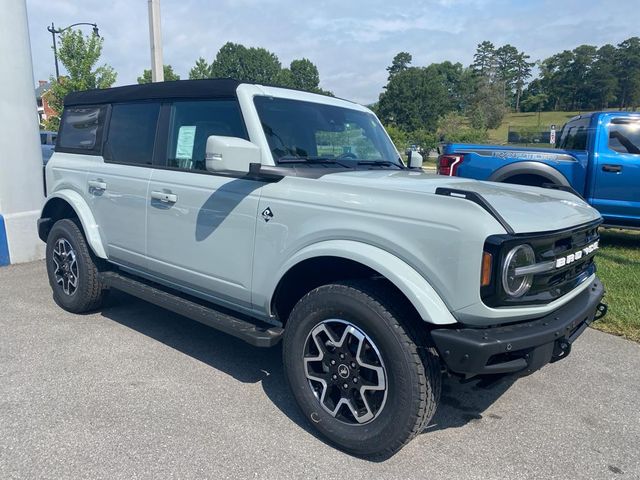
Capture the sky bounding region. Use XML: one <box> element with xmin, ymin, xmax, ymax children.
<box><xmin>26</xmin><ymin>0</ymin><xmax>640</xmax><ymax>105</ymax></box>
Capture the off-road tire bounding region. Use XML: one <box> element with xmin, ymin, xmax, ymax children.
<box><xmin>283</xmin><ymin>279</ymin><xmax>441</xmax><ymax>458</ymax></box>
<box><xmin>45</xmin><ymin>218</ymin><xmax>108</xmax><ymax>313</ymax></box>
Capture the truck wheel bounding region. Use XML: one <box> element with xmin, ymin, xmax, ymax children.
<box><xmin>45</xmin><ymin>218</ymin><xmax>108</xmax><ymax>313</ymax></box>
<box><xmin>283</xmin><ymin>280</ymin><xmax>441</xmax><ymax>458</ymax></box>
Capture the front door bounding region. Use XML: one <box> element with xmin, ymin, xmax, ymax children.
<box><xmin>591</xmin><ymin>116</ymin><xmax>640</xmax><ymax>224</ymax></box>
<box><xmin>145</xmin><ymin>99</ymin><xmax>261</xmax><ymax>310</ymax></box>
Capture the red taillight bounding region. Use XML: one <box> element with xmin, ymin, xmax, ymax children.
<box><xmin>437</xmin><ymin>154</ymin><xmax>464</xmax><ymax>176</ymax></box>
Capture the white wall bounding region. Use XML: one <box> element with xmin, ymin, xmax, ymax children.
<box><xmin>0</xmin><ymin>0</ymin><xmax>46</xmax><ymax>264</ymax></box>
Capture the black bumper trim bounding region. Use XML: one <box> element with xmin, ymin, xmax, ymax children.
<box><xmin>432</xmin><ymin>277</ymin><xmax>605</xmax><ymax>377</ymax></box>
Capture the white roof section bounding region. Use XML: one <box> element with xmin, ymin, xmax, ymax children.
<box><xmin>237</xmin><ymin>83</ymin><xmax>371</xmax><ymax>113</ymax></box>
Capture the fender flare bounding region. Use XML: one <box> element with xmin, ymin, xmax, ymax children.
<box><xmin>268</xmin><ymin>240</ymin><xmax>457</xmax><ymax>326</ymax></box>
<box><xmin>40</xmin><ymin>190</ymin><xmax>107</xmax><ymax>259</ymax></box>
<box><xmin>488</xmin><ymin>161</ymin><xmax>571</xmax><ymax>187</ymax></box>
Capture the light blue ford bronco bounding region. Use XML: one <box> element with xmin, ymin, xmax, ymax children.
<box><xmin>38</xmin><ymin>79</ymin><xmax>607</xmax><ymax>458</ymax></box>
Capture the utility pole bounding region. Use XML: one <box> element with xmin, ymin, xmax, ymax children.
<box><xmin>147</xmin><ymin>0</ymin><xmax>164</xmax><ymax>82</ymax></box>
<box><xmin>49</xmin><ymin>22</ymin><xmax>59</xmax><ymax>78</ymax></box>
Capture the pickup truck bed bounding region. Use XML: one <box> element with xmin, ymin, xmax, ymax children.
<box><xmin>438</xmin><ymin>112</ymin><xmax>640</xmax><ymax>228</ymax></box>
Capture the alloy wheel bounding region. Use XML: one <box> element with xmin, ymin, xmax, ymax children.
<box><xmin>52</xmin><ymin>238</ymin><xmax>79</xmax><ymax>296</ymax></box>
<box><xmin>303</xmin><ymin>319</ymin><xmax>387</xmax><ymax>425</ymax></box>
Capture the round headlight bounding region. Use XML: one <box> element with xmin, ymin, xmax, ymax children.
<box><xmin>502</xmin><ymin>244</ymin><xmax>535</xmax><ymax>298</ymax></box>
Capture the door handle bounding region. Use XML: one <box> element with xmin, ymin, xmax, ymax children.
<box><xmin>602</xmin><ymin>164</ymin><xmax>622</xmax><ymax>173</ymax></box>
<box><xmin>151</xmin><ymin>190</ymin><xmax>178</xmax><ymax>204</ymax></box>
<box><xmin>88</xmin><ymin>179</ymin><xmax>107</xmax><ymax>191</ymax></box>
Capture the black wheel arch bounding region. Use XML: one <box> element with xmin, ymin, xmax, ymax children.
<box><xmin>38</xmin><ymin>197</ymin><xmax>80</xmax><ymax>242</ymax></box>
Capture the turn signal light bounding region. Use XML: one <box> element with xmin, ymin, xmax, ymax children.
<box><xmin>481</xmin><ymin>251</ymin><xmax>493</xmax><ymax>287</ymax></box>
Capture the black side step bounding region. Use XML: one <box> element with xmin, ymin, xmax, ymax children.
<box><xmin>100</xmin><ymin>271</ymin><xmax>283</xmax><ymax>347</ymax></box>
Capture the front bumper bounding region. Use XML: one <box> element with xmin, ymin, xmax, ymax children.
<box><xmin>432</xmin><ymin>277</ymin><xmax>606</xmax><ymax>378</ymax></box>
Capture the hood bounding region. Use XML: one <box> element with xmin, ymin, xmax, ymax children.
<box><xmin>317</xmin><ymin>170</ymin><xmax>601</xmax><ymax>234</ymax></box>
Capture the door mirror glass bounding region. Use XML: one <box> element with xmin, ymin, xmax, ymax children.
<box><xmin>206</xmin><ymin>136</ymin><xmax>261</xmax><ymax>173</ymax></box>
<box><xmin>407</xmin><ymin>150</ymin><xmax>423</xmax><ymax>169</ymax></box>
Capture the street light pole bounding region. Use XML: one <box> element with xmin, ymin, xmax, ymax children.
<box><xmin>46</xmin><ymin>22</ymin><xmax>99</xmax><ymax>80</ymax></box>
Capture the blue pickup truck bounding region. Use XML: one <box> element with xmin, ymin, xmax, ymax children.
<box><xmin>438</xmin><ymin>111</ymin><xmax>640</xmax><ymax>228</ymax></box>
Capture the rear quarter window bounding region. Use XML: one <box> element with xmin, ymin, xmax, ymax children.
<box><xmin>57</xmin><ymin>106</ymin><xmax>105</xmax><ymax>154</ymax></box>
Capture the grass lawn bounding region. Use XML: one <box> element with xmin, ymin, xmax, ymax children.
<box><xmin>593</xmin><ymin>229</ymin><xmax>640</xmax><ymax>342</ymax></box>
<box><xmin>487</xmin><ymin>111</ymin><xmax>582</xmax><ymax>144</ymax></box>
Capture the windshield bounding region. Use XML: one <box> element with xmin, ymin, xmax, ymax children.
<box><xmin>254</xmin><ymin>96</ymin><xmax>402</xmax><ymax>168</ymax></box>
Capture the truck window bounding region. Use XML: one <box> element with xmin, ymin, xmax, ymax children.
<box><xmin>608</xmin><ymin>120</ymin><xmax>640</xmax><ymax>155</ymax></box>
<box><xmin>57</xmin><ymin>106</ymin><xmax>104</xmax><ymax>152</ymax></box>
<box><xmin>166</xmin><ymin>100</ymin><xmax>247</xmax><ymax>171</ymax></box>
<box><xmin>557</xmin><ymin>117</ymin><xmax>590</xmax><ymax>150</ymax></box>
<box><xmin>104</xmin><ymin>103</ymin><xmax>160</xmax><ymax>165</ymax></box>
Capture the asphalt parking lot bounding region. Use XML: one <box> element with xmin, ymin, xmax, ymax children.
<box><xmin>1</xmin><ymin>261</ymin><xmax>639</xmax><ymax>480</ymax></box>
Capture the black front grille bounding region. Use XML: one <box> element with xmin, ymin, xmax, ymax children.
<box><xmin>482</xmin><ymin>220</ymin><xmax>601</xmax><ymax>307</ymax></box>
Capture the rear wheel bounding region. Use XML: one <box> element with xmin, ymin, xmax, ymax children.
<box><xmin>45</xmin><ymin>219</ymin><xmax>108</xmax><ymax>313</ymax></box>
<box><xmin>283</xmin><ymin>280</ymin><xmax>441</xmax><ymax>458</ymax></box>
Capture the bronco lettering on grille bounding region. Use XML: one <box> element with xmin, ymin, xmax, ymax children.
<box><xmin>555</xmin><ymin>241</ymin><xmax>599</xmax><ymax>268</ymax></box>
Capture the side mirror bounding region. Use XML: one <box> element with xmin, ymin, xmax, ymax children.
<box><xmin>407</xmin><ymin>150</ymin><xmax>423</xmax><ymax>169</ymax></box>
<box><xmin>206</xmin><ymin>136</ymin><xmax>261</xmax><ymax>173</ymax></box>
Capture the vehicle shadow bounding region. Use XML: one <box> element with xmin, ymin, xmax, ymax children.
<box><xmin>99</xmin><ymin>291</ymin><xmax>517</xmax><ymax>450</ymax></box>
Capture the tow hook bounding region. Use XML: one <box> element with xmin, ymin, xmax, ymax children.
<box><xmin>594</xmin><ymin>302</ymin><xmax>608</xmax><ymax>321</ymax></box>
<box><xmin>551</xmin><ymin>339</ymin><xmax>571</xmax><ymax>363</ymax></box>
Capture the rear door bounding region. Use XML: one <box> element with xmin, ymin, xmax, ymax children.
<box><xmin>87</xmin><ymin>102</ymin><xmax>160</xmax><ymax>269</ymax></box>
<box><xmin>590</xmin><ymin>116</ymin><xmax>640</xmax><ymax>224</ymax></box>
<box><xmin>145</xmin><ymin>99</ymin><xmax>262</xmax><ymax>310</ymax></box>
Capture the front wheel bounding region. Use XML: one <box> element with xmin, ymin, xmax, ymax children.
<box><xmin>283</xmin><ymin>280</ymin><xmax>441</xmax><ymax>458</ymax></box>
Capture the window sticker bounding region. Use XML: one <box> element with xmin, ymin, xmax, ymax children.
<box><xmin>176</xmin><ymin>125</ymin><xmax>196</xmax><ymax>160</ymax></box>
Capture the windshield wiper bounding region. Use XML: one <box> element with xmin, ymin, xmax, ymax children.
<box><xmin>278</xmin><ymin>156</ymin><xmax>353</xmax><ymax>168</ymax></box>
<box><xmin>356</xmin><ymin>160</ymin><xmax>403</xmax><ymax>169</ymax></box>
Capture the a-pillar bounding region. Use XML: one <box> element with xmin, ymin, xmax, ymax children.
<box><xmin>0</xmin><ymin>0</ymin><xmax>46</xmax><ymax>265</ymax></box>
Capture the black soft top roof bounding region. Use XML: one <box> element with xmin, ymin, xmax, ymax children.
<box><xmin>64</xmin><ymin>78</ymin><xmax>241</xmax><ymax>106</ymax></box>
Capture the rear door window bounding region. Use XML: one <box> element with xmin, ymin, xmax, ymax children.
<box><xmin>557</xmin><ymin>117</ymin><xmax>590</xmax><ymax>150</ymax></box>
<box><xmin>104</xmin><ymin>103</ymin><xmax>161</xmax><ymax>165</ymax></box>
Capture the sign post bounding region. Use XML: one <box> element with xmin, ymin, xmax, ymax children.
<box><xmin>550</xmin><ymin>124</ymin><xmax>557</xmax><ymax>145</ymax></box>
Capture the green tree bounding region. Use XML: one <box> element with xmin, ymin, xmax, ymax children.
<box><xmin>472</xmin><ymin>41</ymin><xmax>496</xmax><ymax>79</ymax></box>
<box><xmin>188</xmin><ymin>57</ymin><xmax>211</xmax><ymax>79</ymax></box>
<box><xmin>513</xmin><ymin>51</ymin><xmax>534</xmax><ymax>111</ymax></box>
<box><xmin>377</xmin><ymin>64</ymin><xmax>452</xmax><ymax>131</ymax></box>
<box><xmin>44</xmin><ymin>28</ymin><xmax>116</xmax><ymax>130</ymax></box>
<box><xmin>137</xmin><ymin>64</ymin><xmax>180</xmax><ymax>84</ymax></box>
<box><xmin>209</xmin><ymin>42</ymin><xmax>281</xmax><ymax>84</ymax></box>
<box><xmin>289</xmin><ymin>58</ymin><xmax>320</xmax><ymax>91</ymax></box>
<box><xmin>539</xmin><ymin>50</ymin><xmax>575</xmax><ymax>110</ymax></box>
<box><xmin>616</xmin><ymin>37</ymin><xmax>640</xmax><ymax>109</ymax></box>
<box><xmin>521</xmin><ymin>93</ymin><xmax>549</xmax><ymax>126</ymax></box>
<box><xmin>495</xmin><ymin>44</ymin><xmax>519</xmax><ymax>106</ymax></box>
<box><xmin>589</xmin><ymin>44</ymin><xmax>618</xmax><ymax>109</ymax></box>
<box><xmin>468</xmin><ymin>77</ymin><xmax>505</xmax><ymax>129</ymax></box>
<box><xmin>384</xmin><ymin>124</ymin><xmax>409</xmax><ymax>152</ymax></box>
<box><xmin>386</xmin><ymin>52</ymin><xmax>412</xmax><ymax>80</ymax></box>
